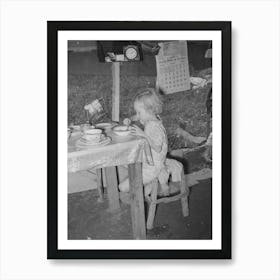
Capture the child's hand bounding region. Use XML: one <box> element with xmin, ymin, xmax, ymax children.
<box><xmin>130</xmin><ymin>125</ymin><xmax>146</xmax><ymax>138</ymax></box>
<box><xmin>123</xmin><ymin>118</ymin><xmax>131</xmax><ymax>126</ymax></box>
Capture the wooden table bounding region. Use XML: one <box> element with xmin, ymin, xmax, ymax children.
<box><xmin>68</xmin><ymin>130</ymin><xmax>153</xmax><ymax>239</ymax></box>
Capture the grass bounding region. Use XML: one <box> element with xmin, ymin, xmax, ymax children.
<box><xmin>68</xmin><ymin>68</ymin><xmax>212</xmax><ymax>150</ymax></box>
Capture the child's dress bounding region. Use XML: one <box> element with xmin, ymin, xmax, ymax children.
<box><xmin>142</xmin><ymin>119</ymin><xmax>169</xmax><ymax>186</ymax></box>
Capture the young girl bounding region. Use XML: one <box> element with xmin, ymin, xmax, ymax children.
<box><xmin>118</xmin><ymin>88</ymin><xmax>170</xmax><ymax>197</ymax></box>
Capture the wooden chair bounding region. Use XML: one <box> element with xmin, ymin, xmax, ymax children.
<box><xmin>145</xmin><ymin>159</ymin><xmax>189</xmax><ymax>230</ymax></box>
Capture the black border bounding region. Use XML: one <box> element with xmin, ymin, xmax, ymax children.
<box><xmin>47</xmin><ymin>21</ymin><xmax>231</xmax><ymax>259</ymax></box>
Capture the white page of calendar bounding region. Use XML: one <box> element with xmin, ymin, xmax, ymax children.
<box><xmin>156</xmin><ymin>41</ymin><xmax>191</xmax><ymax>94</ymax></box>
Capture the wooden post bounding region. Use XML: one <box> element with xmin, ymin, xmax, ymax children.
<box><xmin>128</xmin><ymin>163</ymin><xmax>146</xmax><ymax>239</ymax></box>
<box><xmin>112</xmin><ymin>62</ymin><xmax>120</xmax><ymax>122</ymax></box>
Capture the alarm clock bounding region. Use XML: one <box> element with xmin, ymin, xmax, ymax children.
<box><xmin>123</xmin><ymin>45</ymin><xmax>140</xmax><ymax>61</ymax></box>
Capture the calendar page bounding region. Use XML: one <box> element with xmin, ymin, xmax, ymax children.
<box><xmin>156</xmin><ymin>41</ymin><xmax>191</xmax><ymax>94</ymax></box>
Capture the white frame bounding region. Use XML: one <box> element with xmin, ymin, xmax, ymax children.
<box><xmin>58</xmin><ymin>30</ymin><xmax>222</xmax><ymax>250</ymax></box>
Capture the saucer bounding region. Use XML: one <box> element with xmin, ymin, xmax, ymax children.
<box><xmin>80</xmin><ymin>132</ymin><xmax>105</xmax><ymax>143</ymax></box>
<box><xmin>75</xmin><ymin>136</ymin><xmax>111</xmax><ymax>149</ymax></box>
<box><xmin>81</xmin><ymin>135</ymin><xmax>103</xmax><ymax>143</ymax></box>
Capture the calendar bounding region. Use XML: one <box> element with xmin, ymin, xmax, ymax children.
<box><xmin>156</xmin><ymin>41</ymin><xmax>190</xmax><ymax>94</ymax></box>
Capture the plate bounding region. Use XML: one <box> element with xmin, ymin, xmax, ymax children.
<box><xmin>75</xmin><ymin>136</ymin><xmax>111</xmax><ymax>149</ymax></box>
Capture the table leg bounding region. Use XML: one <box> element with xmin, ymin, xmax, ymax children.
<box><xmin>128</xmin><ymin>163</ymin><xmax>146</xmax><ymax>239</ymax></box>
<box><xmin>96</xmin><ymin>168</ymin><xmax>104</xmax><ymax>203</ymax></box>
<box><xmin>104</xmin><ymin>166</ymin><xmax>120</xmax><ymax>211</ymax></box>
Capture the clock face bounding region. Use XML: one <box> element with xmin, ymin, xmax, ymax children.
<box><xmin>125</xmin><ymin>47</ymin><xmax>138</xmax><ymax>60</ymax></box>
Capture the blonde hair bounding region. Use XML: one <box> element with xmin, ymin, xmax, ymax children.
<box><xmin>134</xmin><ymin>88</ymin><xmax>163</xmax><ymax>115</ymax></box>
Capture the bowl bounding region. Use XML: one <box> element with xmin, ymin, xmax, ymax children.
<box><xmin>113</xmin><ymin>125</ymin><xmax>131</xmax><ymax>137</ymax></box>
<box><xmin>95</xmin><ymin>122</ymin><xmax>114</xmax><ymax>130</ymax></box>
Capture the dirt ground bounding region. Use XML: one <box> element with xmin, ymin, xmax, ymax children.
<box><xmin>68</xmin><ymin>179</ymin><xmax>211</xmax><ymax>240</ymax></box>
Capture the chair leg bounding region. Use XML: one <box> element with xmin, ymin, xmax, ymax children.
<box><xmin>146</xmin><ymin>180</ymin><xmax>158</xmax><ymax>230</ymax></box>
<box><xmin>96</xmin><ymin>168</ymin><xmax>104</xmax><ymax>202</ymax></box>
<box><xmin>180</xmin><ymin>170</ymin><xmax>189</xmax><ymax>217</ymax></box>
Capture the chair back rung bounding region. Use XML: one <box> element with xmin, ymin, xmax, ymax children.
<box><xmin>156</xmin><ymin>193</ymin><xmax>186</xmax><ymax>204</ymax></box>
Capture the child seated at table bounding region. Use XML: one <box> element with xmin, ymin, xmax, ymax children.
<box><xmin>118</xmin><ymin>88</ymin><xmax>170</xmax><ymax>197</ymax></box>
